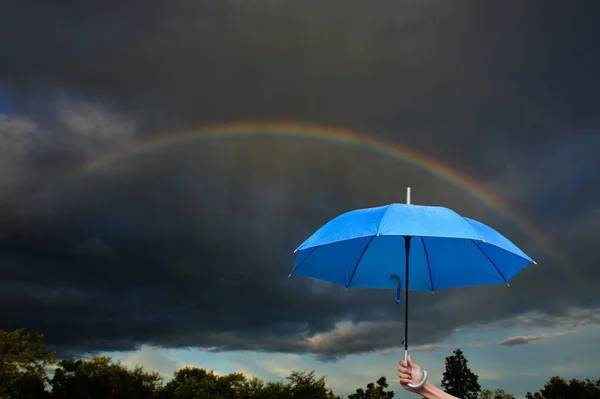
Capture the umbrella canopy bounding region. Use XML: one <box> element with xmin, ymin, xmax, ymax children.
<box><xmin>289</xmin><ymin>189</ymin><xmax>535</xmax><ymax>389</ymax></box>
<box><xmin>291</xmin><ymin>202</ymin><xmax>535</xmax><ymax>291</ymax></box>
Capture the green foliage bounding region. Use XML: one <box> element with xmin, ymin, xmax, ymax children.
<box><xmin>285</xmin><ymin>370</ymin><xmax>341</xmax><ymax>399</ymax></box>
<box><xmin>441</xmin><ymin>348</ymin><xmax>481</xmax><ymax>399</ymax></box>
<box><xmin>160</xmin><ymin>367</ymin><xmax>245</xmax><ymax>398</ymax></box>
<box><xmin>479</xmin><ymin>388</ymin><xmax>515</xmax><ymax>399</ymax></box>
<box><xmin>50</xmin><ymin>356</ymin><xmax>163</xmax><ymax>398</ymax></box>
<box><xmin>0</xmin><ymin>328</ymin><xmax>56</xmax><ymax>398</ymax></box>
<box><xmin>253</xmin><ymin>380</ymin><xmax>291</xmax><ymax>399</ymax></box>
<box><xmin>525</xmin><ymin>375</ymin><xmax>600</xmax><ymax>399</ymax></box>
<box><xmin>159</xmin><ymin>368</ymin><xmax>341</xmax><ymax>399</ymax></box>
<box><xmin>348</xmin><ymin>376</ymin><xmax>394</xmax><ymax>399</ymax></box>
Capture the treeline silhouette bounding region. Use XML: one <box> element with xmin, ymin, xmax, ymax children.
<box><xmin>1</xmin><ymin>329</ymin><xmax>599</xmax><ymax>398</ymax></box>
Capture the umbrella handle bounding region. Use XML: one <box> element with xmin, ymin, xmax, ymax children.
<box><xmin>404</xmin><ymin>350</ymin><xmax>429</xmax><ymax>390</ymax></box>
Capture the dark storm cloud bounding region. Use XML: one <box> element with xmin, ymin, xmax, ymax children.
<box><xmin>1</xmin><ymin>0</ymin><xmax>599</xmax><ymax>360</ymax></box>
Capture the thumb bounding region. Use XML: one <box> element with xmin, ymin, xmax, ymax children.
<box><xmin>407</xmin><ymin>354</ymin><xmax>416</xmax><ymax>368</ymax></box>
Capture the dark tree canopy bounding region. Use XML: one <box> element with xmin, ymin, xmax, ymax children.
<box><xmin>348</xmin><ymin>376</ymin><xmax>394</xmax><ymax>399</ymax></box>
<box><xmin>479</xmin><ymin>388</ymin><xmax>516</xmax><ymax>399</ymax></box>
<box><xmin>50</xmin><ymin>356</ymin><xmax>162</xmax><ymax>399</ymax></box>
<box><xmin>0</xmin><ymin>328</ymin><xmax>55</xmax><ymax>399</ymax></box>
<box><xmin>441</xmin><ymin>348</ymin><xmax>481</xmax><ymax>399</ymax></box>
<box><xmin>526</xmin><ymin>375</ymin><xmax>600</xmax><ymax>399</ymax></box>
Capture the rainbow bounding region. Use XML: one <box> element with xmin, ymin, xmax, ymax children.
<box><xmin>73</xmin><ymin>121</ymin><xmax>566</xmax><ymax>264</ymax></box>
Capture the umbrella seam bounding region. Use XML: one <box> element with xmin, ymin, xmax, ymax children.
<box><xmin>462</xmin><ymin>217</ymin><xmax>487</xmax><ymax>242</ymax></box>
<box><xmin>346</xmin><ymin>235</ymin><xmax>376</xmax><ymax>289</ymax></box>
<box><xmin>377</xmin><ymin>205</ymin><xmax>393</xmax><ymax>235</ymax></box>
<box><xmin>420</xmin><ymin>236</ymin><xmax>435</xmax><ymax>291</ymax></box>
<box><xmin>297</xmin><ymin>234</ymin><xmax>374</xmax><ymax>251</ymax></box>
<box><xmin>469</xmin><ymin>239</ymin><xmax>507</xmax><ymax>283</ymax></box>
<box><xmin>291</xmin><ymin>246</ymin><xmax>318</xmax><ymax>275</ymax></box>
<box><xmin>298</xmin><ymin>233</ymin><xmax>484</xmax><ymax>250</ymax></box>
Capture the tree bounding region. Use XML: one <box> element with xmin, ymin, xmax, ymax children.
<box><xmin>479</xmin><ymin>388</ymin><xmax>515</xmax><ymax>399</ymax></box>
<box><xmin>0</xmin><ymin>328</ymin><xmax>55</xmax><ymax>398</ymax></box>
<box><xmin>348</xmin><ymin>376</ymin><xmax>395</xmax><ymax>399</ymax></box>
<box><xmin>50</xmin><ymin>356</ymin><xmax>162</xmax><ymax>398</ymax></box>
<box><xmin>160</xmin><ymin>368</ymin><xmax>341</xmax><ymax>399</ymax></box>
<box><xmin>286</xmin><ymin>370</ymin><xmax>341</xmax><ymax>399</ymax></box>
<box><xmin>257</xmin><ymin>380</ymin><xmax>292</xmax><ymax>399</ymax></box>
<box><xmin>441</xmin><ymin>348</ymin><xmax>481</xmax><ymax>399</ymax></box>
<box><xmin>568</xmin><ymin>377</ymin><xmax>600</xmax><ymax>398</ymax></box>
<box><xmin>525</xmin><ymin>376</ymin><xmax>600</xmax><ymax>399</ymax></box>
<box><xmin>160</xmin><ymin>367</ymin><xmax>247</xmax><ymax>399</ymax></box>
<box><xmin>232</xmin><ymin>376</ymin><xmax>268</xmax><ymax>399</ymax></box>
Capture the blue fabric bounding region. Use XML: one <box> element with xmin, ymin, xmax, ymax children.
<box><xmin>291</xmin><ymin>203</ymin><xmax>534</xmax><ymax>291</ymax></box>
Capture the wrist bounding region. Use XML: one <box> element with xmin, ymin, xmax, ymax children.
<box><xmin>419</xmin><ymin>382</ymin><xmax>444</xmax><ymax>399</ymax></box>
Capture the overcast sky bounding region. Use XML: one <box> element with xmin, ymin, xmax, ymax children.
<box><xmin>1</xmin><ymin>1</ymin><xmax>599</xmax><ymax>397</ymax></box>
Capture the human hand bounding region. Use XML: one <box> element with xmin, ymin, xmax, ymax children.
<box><xmin>398</xmin><ymin>354</ymin><xmax>425</xmax><ymax>393</ymax></box>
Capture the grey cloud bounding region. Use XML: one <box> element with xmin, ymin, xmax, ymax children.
<box><xmin>501</xmin><ymin>308</ymin><xmax>600</xmax><ymax>330</ymax></box>
<box><xmin>55</xmin><ymin>98</ymin><xmax>137</xmax><ymax>154</ymax></box>
<box><xmin>498</xmin><ymin>336</ymin><xmax>540</xmax><ymax>347</ymax></box>
<box><xmin>0</xmin><ymin>115</ymin><xmax>36</xmax><ymax>154</ymax></box>
<box><xmin>72</xmin><ymin>239</ymin><xmax>118</xmax><ymax>260</ymax></box>
<box><xmin>498</xmin><ymin>330</ymin><xmax>576</xmax><ymax>347</ymax></box>
<box><xmin>0</xmin><ymin>115</ymin><xmax>37</xmax><ymax>196</ymax></box>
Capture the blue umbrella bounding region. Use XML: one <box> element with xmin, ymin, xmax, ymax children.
<box><xmin>290</xmin><ymin>188</ymin><xmax>535</xmax><ymax>388</ymax></box>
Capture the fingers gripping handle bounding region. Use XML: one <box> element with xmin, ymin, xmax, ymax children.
<box><xmin>406</xmin><ymin>371</ymin><xmax>428</xmax><ymax>390</ymax></box>
<box><xmin>404</xmin><ymin>350</ymin><xmax>428</xmax><ymax>390</ymax></box>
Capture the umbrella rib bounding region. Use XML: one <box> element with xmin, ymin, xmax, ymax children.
<box><xmin>346</xmin><ymin>235</ymin><xmax>376</xmax><ymax>289</ymax></box>
<box><xmin>420</xmin><ymin>236</ymin><xmax>435</xmax><ymax>292</ymax></box>
<box><xmin>469</xmin><ymin>239</ymin><xmax>507</xmax><ymax>283</ymax></box>
<box><xmin>291</xmin><ymin>246</ymin><xmax>319</xmax><ymax>275</ymax></box>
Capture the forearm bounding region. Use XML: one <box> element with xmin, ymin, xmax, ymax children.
<box><xmin>418</xmin><ymin>382</ymin><xmax>459</xmax><ymax>399</ymax></box>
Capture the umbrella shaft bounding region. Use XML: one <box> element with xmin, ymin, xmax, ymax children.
<box><xmin>404</xmin><ymin>236</ymin><xmax>411</xmax><ymax>355</ymax></box>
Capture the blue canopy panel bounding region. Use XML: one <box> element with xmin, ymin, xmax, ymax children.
<box><xmin>296</xmin><ymin>204</ymin><xmax>486</xmax><ymax>252</ymax></box>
